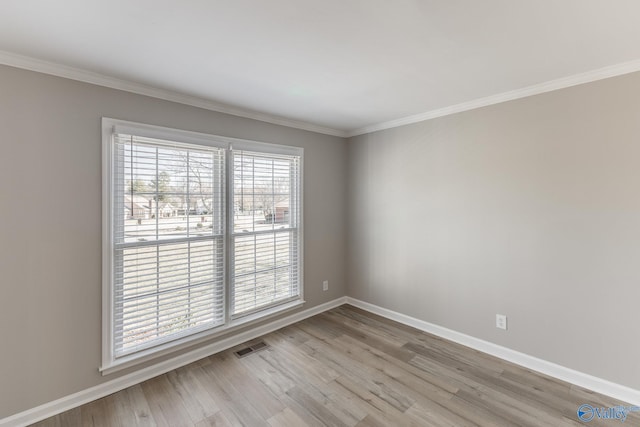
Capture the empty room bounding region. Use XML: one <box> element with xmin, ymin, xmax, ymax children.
<box><xmin>2</xmin><ymin>1</ymin><xmax>640</xmax><ymax>426</ymax></box>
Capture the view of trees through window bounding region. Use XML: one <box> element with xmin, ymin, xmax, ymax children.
<box><xmin>110</xmin><ymin>133</ymin><xmax>301</xmax><ymax>358</ymax></box>
<box><xmin>231</xmin><ymin>151</ymin><xmax>300</xmax><ymax>316</ymax></box>
<box><xmin>113</xmin><ymin>137</ymin><xmax>225</xmax><ymax>355</ymax></box>
<box><xmin>120</xmin><ymin>141</ymin><xmax>222</xmax><ymax>243</ymax></box>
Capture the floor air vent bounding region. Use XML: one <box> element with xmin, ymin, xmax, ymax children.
<box><xmin>234</xmin><ymin>340</ymin><xmax>269</xmax><ymax>358</ymax></box>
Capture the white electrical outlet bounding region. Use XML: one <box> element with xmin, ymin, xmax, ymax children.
<box><xmin>322</xmin><ymin>280</ymin><xmax>329</xmax><ymax>291</ymax></box>
<box><xmin>496</xmin><ymin>314</ymin><xmax>507</xmax><ymax>330</ymax></box>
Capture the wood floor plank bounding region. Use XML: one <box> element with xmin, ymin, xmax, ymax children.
<box><xmin>333</xmin><ymin>334</ymin><xmax>457</xmax><ymax>400</ymax></box>
<box><xmin>335</xmin><ymin>333</ymin><xmax>459</xmax><ymax>395</ymax></box>
<box><xmin>165</xmin><ymin>366</ymin><xmax>220</xmax><ymax>423</ymax></box>
<box><xmin>300</xmin><ymin>339</ymin><xmax>417</xmax><ymax>413</ymax></box>
<box><xmin>272</xmin><ymin>325</ymin><xmax>312</xmax><ymax>346</ymax></box>
<box><xmin>331</xmin><ymin>375</ymin><xmax>410</xmax><ymax>426</ymax></box>
<box><xmin>79</xmin><ymin>396</ymin><xmax>115</xmax><ymax>427</ymax></box>
<box><xmin>267</xmin><ymin>407</ymin><xmax>312</xmax><ymax>427</ymax></box>
<box><xmin>121</xmin><ymin>384</ymin><xmax>157</xmax><ymax>426</ymax></box>
<box><xmin>408</xmin><ymin>353</ymin><xmax>557</xmax><ymax>426</ymax></box>
<box><xmin>105</xmin><ymin>389</ymin><xmax>146</xmax><ymax>427</ymax></box>
<box><xmin>140</xmin><ymin>375</ymin><xmax>193</xmax><ymax>427</ymax></box>
<box><xmin>353</xmin><ymin>414</ymin><xmax>396</xmax><ymax>427</ymax></box>
<box><xmin>408</xmin><ymin>351</ymin><xmax>565</xmax><ymax>423</ymax></box>
<box><xmin>405</xmin><ymin>401</ymin><xmax>479</xmax><ymax>427</ymax></box>
<box><xmin>302</xmin><ymin>320</ymin><xmax>484</xmax><ymax>425</ymax></box>
<box><xmin>30</xmin><ymin>305</ymin><xmax>636</xmax><ymax>427</ymax></box>
<box><xmin>237</xmin><ymin>345</ymin><xmax>298</xmax><ymax>396</ymax></box>
<box><xmin>285</xmin><ymin>386</ymin><xmax>349</xmax><ymax>427</ymax></box>
<box><xmin>315</xmin><ymin>331</ymin><xmax>509</xmax><ymax>427</ymax></box>
<box><xmin>267</xmin><ymin>330</ymin><xmax>341</xmax><ymax>384</ymax></box>
<box><xmin>211</xmin><ymin>351</ymin><xmax>285</xmax><ymax>420</ymax></box>
<box><xmin>322</xmin><ymin>309</ymin><xmax>409</xmax><ymax>347</ymax></box>
<box><xmin>193</xmin><ymin>411</ymin><xmax>233</xmax><ymax>427</ymax></box>
<box><xmin>313</xmin><ymin>313</ymin><xmax>415</xmax><ymax>363</ymax></box>
<box><xmin>195</xmin><ymin>356</ymin><xmax>267</xmax><ymax>426</ymax></box>
<box><xmin>256</xmin><ymin>342</ymin><xmax>364</xmax><ymax>426</ymax></box>
<box><xmin>55</xmin><ymin>407</ymin><xmax>82</xmax><ymax>427</ymax></box>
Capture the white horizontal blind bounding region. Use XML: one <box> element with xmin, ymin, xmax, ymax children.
<box><xmin>112</xmin><ymin>134</ymin><xmax>225</xmax><ymax>357</ymax></box>
<box><xmin>231</xmin><ymin>150</ymin><xmax>301</xmax><ymax>316</ymax></box>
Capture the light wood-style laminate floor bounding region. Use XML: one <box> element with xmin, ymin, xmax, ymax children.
<box><xmin>31</xmin><ymin>305</ymin><xmax>638</xmax><ymax>426</ymax></box>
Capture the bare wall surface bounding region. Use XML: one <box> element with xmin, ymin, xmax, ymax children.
<box><xmin>347</xmin><ymin>71</ymin><xmax>640</xmax><ymax>391</ymax></box>
<box><xmin>0</xmin><ymin>64</ymin><xmax>347</xmax><ymax>418</ymax></box>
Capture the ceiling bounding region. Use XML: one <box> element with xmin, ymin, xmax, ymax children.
<box><xmin>2</xmin><ymin>1</ymin><xmax>640</xmax><ymax>137</ymax></box>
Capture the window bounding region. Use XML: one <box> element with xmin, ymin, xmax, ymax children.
<box><xmin>231</xmin><ymin>150</ymin><xmax>301</xmax><ymax>316</ymax></box>
<box><xmin>102</xmin><ymin>119</ymin><xmax>303</xmax><ymax>372</ymax></box>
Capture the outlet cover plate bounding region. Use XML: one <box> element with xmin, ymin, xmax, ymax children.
<box><xmin>496</xmin><ymin>314</ymin><xmax>507</xmax><ymax>330</ymax></box>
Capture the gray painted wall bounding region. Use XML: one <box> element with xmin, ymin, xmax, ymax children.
<box><xmin>3</xmin><ymin>61</ymin><xmax>640</xmax><ymax>419</ymax></box>
<box><xmin>0</xmin><ymin>64</ymin><xmax>347</xmax><ymax>418</ymax></box>
<box><xmin>347</xmin><ymin>71</ymin><xmax>640</xmax><ymax>391</ymax></box>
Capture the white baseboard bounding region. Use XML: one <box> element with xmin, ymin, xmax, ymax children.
<box><xmin>0</xmin><ymin>297</ymin><xmax>348</xmax><ymax>427</ymax></box>
<box><xmin>6</xmin><ymin>295</ymin><xmax>638</xmax><ymax>426</ymax></box>
<box><xmin>345</xmin><ymin>297</ymin><xmax>640</xmax><ymax>406</ymax></box>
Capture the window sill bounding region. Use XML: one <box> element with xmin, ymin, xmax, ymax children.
<box><xmin>100</xmin><ymin>298</ymin><xmax>305</xmax><ymax>376</ymax></box>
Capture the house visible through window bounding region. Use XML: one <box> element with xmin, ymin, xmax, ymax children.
<box><xmin>231</xmin><ymin>150</ymin><xmax>301</xmax><ymax>316</ymax></box>
<box><xmin>102</xmin><ymin>119</ymin><xmax>303</xmax><ymax>372</ymax></box>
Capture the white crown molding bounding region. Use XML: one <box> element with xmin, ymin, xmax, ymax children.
<box><xmin>345</xmin><ymin>297</ymin><xmax>640</xmax><ymax>407</ymax></box>
<box><xmin>0</xmin><ymin>50</ymin><xmax>347</xmax><ymax>138</ymax></box>
<box><xmin>0</xmin><ymin>297</ymin><xmax>348</xmax><ymax>427</ymax></box>
<box><xmin>347</xmin><ymin>58</ymin><xmax>640</xmax><ymax>137</ymax></box>
<box><xmin>2</xmin><ymin>50</ymin><xmax>640</xmax><ymax>146</ymax></box>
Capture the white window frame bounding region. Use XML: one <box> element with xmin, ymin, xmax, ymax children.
<box><xmin>228</xmin><ymin>140</ymin><xmax>304</xmax><ymax>319</ymax></box>
<box><xmin>101</xmin><ymin>118</ymin><xmax>304</xmax><ymax>374</ymax></box>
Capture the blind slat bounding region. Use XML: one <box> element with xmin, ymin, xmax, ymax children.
<box><xmin>109</xmin><ymin>127</ymin><xmax>302</xmax><ymax>362</ymax></box>
<box><xmin>113</xmin><ymin>134</ymin><xmax>225</xmax><ymax>357</ymax></box>
<box><xmin>231</xmin><ymin>150</ymin><xmax>301</xmax><ymax>316</ymax></box>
